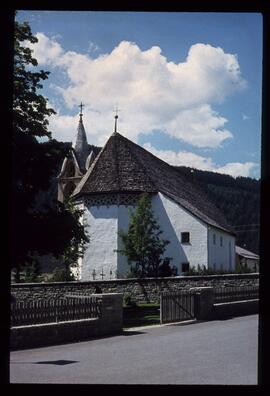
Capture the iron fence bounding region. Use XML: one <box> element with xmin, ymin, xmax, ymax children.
<box><xmin>213</xmin><ymin>285</ymin><xmax>259</xmax><ymax>303</ymax></box>
<box><xmin>10</xmin><ymin>296</ymin><xmax>102</xmax><ymax>327</ymax></box>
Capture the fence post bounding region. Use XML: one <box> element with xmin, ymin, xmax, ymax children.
<box><xmin>97</xmin><ymin>293</ymin><xmax>123</xmax><ymax>335</ymax></box>
<box><xmin>160</xmin><ymin>294</ymin><xmax>163</xmax><ymax>324</ymax></box>
<box><xmin>191</xmin><ymin>287</ymin><xmax>214</xmax><ymax>320</ymax></box>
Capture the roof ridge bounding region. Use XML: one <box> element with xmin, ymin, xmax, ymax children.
<box><xmin>114</xmin><ymin>132</ymin><xmax>177</xmax><ymax>171</ymax></box>
<box><xmin>114</xmin><ymin>133</ymin><xmax>158</xmax><ymax>191</ymax></box>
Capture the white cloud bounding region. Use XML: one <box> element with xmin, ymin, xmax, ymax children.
<box><xmin>215</xmin><ymin>162</ymin><xmax>257</xmax><ymax>178</ymax></box>
<box><xmin>30</xmin><ymin>35</ymin><xmax>246</xmax><ymax>148</ymax></box>
<box><xmin>30</xmin><ymin>34</ymin><xmax>255</xmax><ymax>177</ymax></box>
<box><xmin>30</xmin><ymin>32</ymin><xmax>63</xmax><ymax>65</ymax></box>
<box><xmin>143</xmin><ymin>143</ymin><xmax>257</xmax><ymax>178</ymax></box>
<box><xmin>166</xmin><ymin>104</ymin><xmax>233</xmax><ymax>148</ymax></box>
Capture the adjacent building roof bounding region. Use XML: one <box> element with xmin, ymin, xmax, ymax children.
<box><xmin>236</xmin><ymin>246</ymin><xmax>259</xmax><ymax>260</ymax></box>
<box><xmin>72</xmin><ymin>131</ymin><xmax>234</xmax><ymax>234</ymax></box>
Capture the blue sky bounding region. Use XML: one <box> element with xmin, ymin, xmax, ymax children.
<box><xmin>16</xmin><ymin>11</ymin><xmax>262</xmax><ymax>178</ymax></box>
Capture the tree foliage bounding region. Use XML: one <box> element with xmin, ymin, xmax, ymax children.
<box><xmin>11</xmin><ymin>19</ymin><xmax>89</xmax><ymax>281</ymax></box>
<box><xmin>118</xmin><ymin>193</ymin><xmax>174</xmax><ymax>278</ymax></box>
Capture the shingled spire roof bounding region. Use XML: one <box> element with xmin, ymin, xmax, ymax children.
<box><xmin>72</xmin><ymin>108</ymin><xmax>89</xmax><ymax>172</ymax></box>
<box><xmin>72</xmin><ymin>132</ymin><xmax>234</xmax><ymax>234</ymax></box>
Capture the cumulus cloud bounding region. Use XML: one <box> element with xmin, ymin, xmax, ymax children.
<box><xmin>28</xmin><ymin>34</ymin><xmax>256</xmax><ymax>177</ymax></box>
<box><xmin>29</xmin><ymin>35</ymin><xmax>247</xmax><ymax>148</ymax></box>
<box><xmin>143</xmin><ymin>143</ymin><xmax>257</xmax><ymax>178</ymax></box>
<box><xmin>30</xmin><ymin>32</ymin><xmax>63</xmax><ymax>65</ymax></box>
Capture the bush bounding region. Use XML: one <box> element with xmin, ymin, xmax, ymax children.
<box><xmin>184</xmin><ymin>264</ymin><xmax>252</xmax><ymax>276</ymax></box>
<box><xmin>50</xmin><ymin>268</ymin><xmax>75</xmax><ymax>282</ymax></box>
<box><xmin>124</xmin><ymin>293</ymin><xmax>137</xmax><ymax>307</ymax></box>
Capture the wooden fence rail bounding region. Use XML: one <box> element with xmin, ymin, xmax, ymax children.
<box><xmin>10</xmin><ymin>297</ymin><xmax>102</xmax><ymax>327</ymax></box>
<box><xmin>213</xmin><ymin>285</ymin><xmax>259</xmax><ymax>303</ymax></box>
<box><xmin>160</xmin><ymin>290</ymin><xmax>195</xmax><ymax>324</ymax></box>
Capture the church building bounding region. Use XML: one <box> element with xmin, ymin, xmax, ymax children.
<box><xmin>57</xmin><ymin>108</ymin><xmax>236</xmax><ymax>280</ymax></box>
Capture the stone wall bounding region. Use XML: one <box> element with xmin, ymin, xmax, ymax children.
<box><xmin>10</xmin><ymin>293</ymin><xmax>123</xmax><ymax>350</ymax></box>
<box><xmin>212</xmin><ymin>300</ymin><xmax>258</xmax><ymax>319</ymax></box>
<box><xmin>191</xmin><ymin>287</ymin><xmax>259</xmax><ymax>320</ymax></box>
<box><xmin>11</xmin><ymin>273</ymin><xmax>259</xmax><ymax>304</ymax></box>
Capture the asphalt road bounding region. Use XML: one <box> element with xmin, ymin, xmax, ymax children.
<box><xmin>10</xmin><ymin>314</ymin><xmax>258</xmax><ymax>385</ymax></box>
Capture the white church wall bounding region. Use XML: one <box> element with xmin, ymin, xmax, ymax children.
<box><xmin>77</xmin><ymin>193</ymin><xmax>235</xmax><ymax>280</ymax></box>
<box><xmin>151</xmin><ymin>193</ymin><xmax>208</xmax><ymax>274</ymax></box>
<box><xmin>208</xmin><ymin>227</ymin><xmax>235</xmax><ymax>272</ymax></box>
<box><xmin>81</xmin><ymin>204</ymin><xmax>118</xmax><ymax>281</ymax></box>
<box><xmin>117</xmin><ymin>205</ymin><xmax>133</xmax><ymax>278</ymax></box>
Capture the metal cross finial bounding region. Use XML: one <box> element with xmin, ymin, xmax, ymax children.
<box><xmin>79</xmin><ymin>102</ymin><xmax>84</xmax><ymax>121</ymax></box>
<box><xmin>114</xmin><ymin>106</ymin><xmax>120</xmax><ymax>133</ymax></box>
<box><xmin>79</xmin><ymin>102</ymin><xmax>84</xmax><ymax>114</ymax></box>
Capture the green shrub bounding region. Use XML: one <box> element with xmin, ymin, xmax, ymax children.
<box><xmin>124</xmin><ymin>293</ymin><xmax>137</xmax><ymax>307</ymax></box>
<box><xmin>50</xmin><ymin>268</ymin><xmax>75</xmax><ymax>282</ymax></box>
<box><xmin>184</xmin><ymin>264</ymin><xmax>252</xmax><ymax>276</ymax></box>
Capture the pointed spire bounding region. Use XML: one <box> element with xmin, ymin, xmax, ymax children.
<box><xmin>73</xmin><ymin>102</ymin><xmax>89</xmax><ymax>171</ymax></box>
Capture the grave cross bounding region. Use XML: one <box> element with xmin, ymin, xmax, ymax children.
<box><xmin>100</xmin><ymin>268</ymin><xmax>105</xmax><ymax>280</ymax></box>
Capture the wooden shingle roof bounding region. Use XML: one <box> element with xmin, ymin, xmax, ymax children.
<box><xmin>72</xmin><ymin>132</ymin><xmax>234</xmax><ymax>234</ymax></box>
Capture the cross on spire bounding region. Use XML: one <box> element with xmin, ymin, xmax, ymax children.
<box><xmin>114</xmin><ymin>106</ymin><xmax>120</xmax><ymax>133</ymax></box>
<box><xmin>79</xmin><ymin>102</ymin><xmax>84</xmax><ymax>121</ymax></box>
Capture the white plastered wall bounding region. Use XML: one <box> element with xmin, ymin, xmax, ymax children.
<box><xmin>78</xmin><ymin>192</ymin><xmax>235</xmax><ymax>279</ymax></box>
<box><xmin>117</xmin><ymin>205</ymin><xmax>133</xmax><ymax>277</ymax></box>
<box><xmin>151</xmin><ymin>193</ymin><xmax>208</xmax><ymax>274</ymax></box>
<box><xmin>80</xmin><ymin>204</ymin><xmax>119</xmax><ymax>281</ymax></box>
<box><xmin>208</xmin><ymin>227</ymin><xmax>235</xmax><ymax>271</ymax></box>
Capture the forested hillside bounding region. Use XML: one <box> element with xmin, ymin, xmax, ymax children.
<box><xmin>174</xmin><ymin>166</ymin><xmax>260</xmax><ymax>254</ymax></box>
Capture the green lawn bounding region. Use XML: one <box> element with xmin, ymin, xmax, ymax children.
<box><xmin>123</xmin><ymin>303</ymin><xmax>160</xmax><ymax>328</ymax></box>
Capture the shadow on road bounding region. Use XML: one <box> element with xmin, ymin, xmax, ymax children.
<box><xmin>11</xmin><ymin>360</ymin><xmax>79</xmax><ymax>365</ymax></box>
<box><xmin>35</xmin><ymin>360</ymin><xmax>78</xmax><ymax>365</ymax></box>
<box><xmin>121</xmin><ymin>330</ymin><xmax>146</xmax><ymax>336</ymax></box>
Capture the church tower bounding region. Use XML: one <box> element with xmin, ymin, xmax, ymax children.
<box><xmin>57</xmin><ymin>103</ymin><xmax>100</xmax><ymax>203</ymax></box>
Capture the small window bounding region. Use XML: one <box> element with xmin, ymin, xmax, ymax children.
<box><xmin>220</xmin><ymin>236</ymin><xmax>223</xmax><ymax>246</ymax></box>
<box><xmin>181</xmin><ymin>232</ymin><xmax>190</xmax><ymax>243</ymax></box>
<box><xmin>213</xmin><ymin>233</ymin><xmax>216</xmax><ymax>245</ymax></box>
<box><xmin>182</xmin><ymin>262</ymin><xmax>190</xmax><ymax>272</ymax></box>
